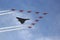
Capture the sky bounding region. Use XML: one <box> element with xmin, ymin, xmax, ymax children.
<box><xmin>0</xmin><ymin>0</ymin><xmax>60</xmax><ymax>40</ymax></box>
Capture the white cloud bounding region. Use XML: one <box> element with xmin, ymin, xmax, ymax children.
<box><xmin>18</xmin><ymin>30</ymin><xmax>33</xmax><ymax>40</ymax></box>
<box><xmin>35</xmin><ymin>37</ymin><xmax>59</xmax><ymax>40</ymax></box>
<box><xmin>17</xmin><ymin>28</ymin><xmax>60</xmax><ymax>40</ymax></box>
<box><xmin>35</xmin><ymin>37</ymin><xmax>52</xmax><ymax>40</ymax></box>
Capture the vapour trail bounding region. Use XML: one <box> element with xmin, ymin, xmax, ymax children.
<box><xmin>0</xmin><ymin>10</ymin><xmax>11</xmax><ymax>13</ymax></box>
<box><xmin>0</xmin><ymin>10</ymin><xmax>20</xmax><ymax>16</ymax></box>
<box><xmin>0</xmin><ymin>25</ymin><xmax>28</xmax><ymax>32</ymax></box>
<box><xmin>0</xmin><ymin>12</ymin><xmax>14</xmax><ymax>16</ymax></box>
<box><xmin>0</xmin><ymin>27</ymin><xmax>25</xmax><ymax>32</ymax></box>
<box><xmin>0</xmin><ymin>10</ymin><xmax>17</xmax><ymax>16</ymax></box>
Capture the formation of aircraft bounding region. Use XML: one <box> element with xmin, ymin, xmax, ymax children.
<box><xmin>0</xmin><ymin>8</ymin><xmax>48</xmax><ymax>31</ymax></box>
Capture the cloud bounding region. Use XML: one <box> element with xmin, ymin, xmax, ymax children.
<box><xmin>18</xmin><ymin>30</ymin><xmax>33</xmax><ymax>40</ymax></box>
<box><xmin>35</xmin><ymin>36</ymin><xmax>60</xmax><ymax>40</ymax></box>
<box><xmin>17</xmin><ymin>27</ymin><xmax>60</xmax><ymax>40</ymax></box>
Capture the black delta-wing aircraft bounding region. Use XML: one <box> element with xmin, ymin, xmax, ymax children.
<box><xmin>16</xmin><ymin>17</ymin><xmax>30</xmax><ymax>24</ymax></box>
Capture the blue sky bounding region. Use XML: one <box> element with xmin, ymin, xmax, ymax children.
<box><xmin>0</xmin><ymin>0</ymin><xmax>60</xmax><ymax>40</ymax></box>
